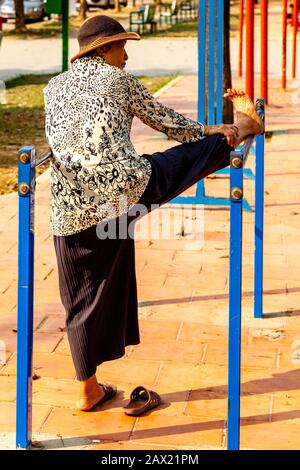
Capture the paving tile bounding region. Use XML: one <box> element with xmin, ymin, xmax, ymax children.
<box><xmin>36</xmin><ymin>314</ymin><xmax>66</xmax><ymax>333</ymax></box>
<box><xmin>272</xmin><ymin>392</ymin><xmax>300</xmax><ymax>415</ymax></box>
<box><xmin>0</xmin><ymin>375</ymin><xmax>16</xmax><ymax>402</ymax></box>
<box><xmin>53</xmin><ymin>335</ymin><xmax>70</xmax><ymax>355</ymax></box>
<box><xmin>130</xmin><ymin>340</ymin><xmax>205</xmax><ymax>364</ymax></box>
<box><xmin>178</xmin><ymin>322</ymin><xmax>248</xmax><ymax>344</ymax></box>
<box><xmin>91</xmin><ymin>441</ymin><xmax>179</xmax><ymax>450</ymax></box>
<box><xmin>0</xmin><ymin>352</ymin><xmax>76</xmax><ymax>379</ymax></box>
<box><xmin>0</xmin><ymin>403</ymin><xmax>52</xmax><ymax>433</ymax></box>
<box><xmin>185</xmin><ymin>390</ymin><xmax>272</xmax><ymax>423</ymax></box>
<box><xmin>33</xmin><ymin>332</ymin><xmax>64</xmax><ymax>354</ymax></box>
<box><xmin>40</xmin><ymin>407</ymin><xmax>135</xmax><ymax>441</ymax></box>
<box><xmin>239</xmin><ymin>419</ymin><xmax>300</xmax><ymax>450</ymax></box>
<box><xmin>97</xmin><ymin>358</ymin><xmax>161</xmax><ymax>387</ymax></box>
<box><xmin>132</xmin><ymin>414</ymin><xmax>224</xmax><ymax>448</ymax></box>
<box><xmin>277</xmin><ymin>345</ymin><xmax>300</xmax><ymax>369</ymax></box>
<box><xmin>32</xmin><ymin>377</ymin><xmax>77</xmax><ymax>408</ymax></box>
<box><xmin>203</xmin><ymin>344</ymin><xmax>279</xmax><ymax>369</ymax></box>
<box><xmin>139</xmin><ymin>320</ymin><xmax>181</xmax><ymax>341</ymax></box>
<box><xmin>240</xmin><ymin>367</ymin><xmax>300</xmax><ymax>395</ymax></box>
<box><xmin>155</xmin><ymin>363</ymin><xmax>209</xmax><ymax>391</ymax></box>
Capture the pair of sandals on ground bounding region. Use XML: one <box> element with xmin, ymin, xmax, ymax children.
<box><xmin>85</xmin><ymin>383</ymin><xmax>161</xmax><ymax>416</ymax></box>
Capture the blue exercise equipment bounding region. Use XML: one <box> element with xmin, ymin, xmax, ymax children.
<box><xmin>228</xmin><ymin>99</ymin><xmax>265</xmax><ymax>449</ymax></box>
<box><xmin>16</xmin><ymin>149</ymin><xmax>52</xmax><ymax>449</ymax></box>
<box><xmin>170</xmin><ymin>0</ymin><xmax>254</xmax><ymax>211</ymax></box>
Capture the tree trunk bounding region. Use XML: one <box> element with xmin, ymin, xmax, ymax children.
<box><xmin>14</xmin><ymin>0</ymin><xmax>26</xmax><ymax>32</ymax></box>
<box><xmin>223</xmin><ymin>0</ymin><xmax>233</xmax><ymax>123</ymax></box>
<box><xmin>114</xmin><ymin>0</ymin><xmax>121</xmax><ymax>12</ymax></box>
<box><xmin>78</xmin><ymin>0</ymin><xmax>88</xmax><ymax>22</ymax></box>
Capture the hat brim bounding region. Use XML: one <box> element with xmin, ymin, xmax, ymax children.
<box><xmin>70</xmin><ymin>32</ymin><xmax>140</xmax><ymax>63</ymax></box>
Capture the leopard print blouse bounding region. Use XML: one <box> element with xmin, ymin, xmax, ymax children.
<box><xmin>43</xmin><ymin>56</ymin><xmax>204</xmax><ymax>236</ymax></box>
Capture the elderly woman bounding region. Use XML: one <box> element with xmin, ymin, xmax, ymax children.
<box><xmin>43</xmin><ymin>14</ymin><xmax>263</xmax><ymax>412</ymax></box>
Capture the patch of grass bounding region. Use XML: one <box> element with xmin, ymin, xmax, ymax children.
<box><xmin>144</xmin><ymin>19</ymin><xmax>198</xmax><ymax>38</ymax></box>
<box><xmin>0</xmin><ymin>73</ymin><xmax>178</xmax><ymax>195</ymax></box>
<box><xmin>139</xmin><ymin>11</ymin><xmax>244</xmax><ymax>39</ymax></box>
<box><xmin>3</xmin><ymin>15</ymin><xmax>83</xmax><ymax>39</ymax></box>
<box><xmin>2</xmin><ymin>12</ymin><xmax>131</xmax><ymax>39</ymax></box>
<box><xmin>139</xmin><ymin>74</ymin><xmax>179</xmax><ymax>93</ymax></box>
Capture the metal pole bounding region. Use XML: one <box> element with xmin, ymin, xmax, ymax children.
<box><xmin>246</xmin><ymin>0</ymin><xmax>254</xmax><ymax>100</ymax></box>
<box><xmin>282</xmin><ymin>0</ymin><xmax>288</xmax><ymax>89</ymax></box>
<box><xmin>216</xmin><ymin>0</ymin><xmax>224</xmax><ymax>124</ymax></box>
<box><xmin>62</xmin><ymin>0</ymin><xmax>69</xmax><ymax>72</ymax></box>
<box><xmin>238</xmin><ymin>0</ymin><xmax>244</xmax><ymax>78</ymax></box>
<box><xmin>196</xmin><ymin>0</ymin><xmax>207</xmax><ymax>201</ymax></box>
<box><xmin>16</xmin><ymin>146</ymin><xmax>36</xmax><ymax>449</ymax></box>
<box><xmin>198</xmin><ymin>0</ymin><xmax>207</xmax><ymax>124</ymax></box>
<box><xmin>208</xmin><ymin>0</ymin><xmax>215</xmax><ymax>125</ymax></box>
<box><xmin>261</xmin><ymin>0</ymin><xmax>268</xmax><ymax>104</ymax></box>
<box><xmin>228</xmin><ymin>150</ymin><xmax>244</xmax><ymax>450</ymax></box>
<box><xmin>292</xmin><ymin>0</ymin><xmax>298</xmax><ymax>78</ymax></box>
<box><xmin>254</xmin><ymin>99</ymin><xmax>265</xmax><ymax>319</ymax></box>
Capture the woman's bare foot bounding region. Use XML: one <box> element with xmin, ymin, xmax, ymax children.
<box><xmin>76</xmin><ymin>375</ymin><xmax>105</xmax><ymax>411</ymax></box>
<box><xmin>224</xmin><ymin>88</ymin><xmax>264</xmax><ymax>134</ymax></box>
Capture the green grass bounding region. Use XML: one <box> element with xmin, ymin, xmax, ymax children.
<box><xmin>0</xmin><ymin>73</ymin><xmax>178</xmax><ymax>195</ymax></box>
<box><xmin>3</xmin><ymin>16</ymin><xmax>81</xmax><ymax>39</ymax></box>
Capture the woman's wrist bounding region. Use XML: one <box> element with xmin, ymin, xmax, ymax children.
<box><xmin>203</xmin><ymin>124</ymin><xmax>212</xmax><ymax>136</ymax></box>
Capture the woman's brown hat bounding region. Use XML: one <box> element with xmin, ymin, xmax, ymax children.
<box><xmin>70</xmin><ymin>14</ymin><xmax>140</xmax><ymax>63</ymax></box>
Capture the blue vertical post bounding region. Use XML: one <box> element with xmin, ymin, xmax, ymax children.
<box><xmin>208</xmin><ymin>0</ymin><xmax>215</xmax><ymax>125</ymax></box>
<box><xmin>254</xmin><ymin>99</ymin><xmax>265</xmax><ymax>318</ymax></box>
<box><xmin>216</xmin><ymin>0</ymin><xmax>224</xmax><ymax>124</ymax></box>
<box><xmin>228</xmin><ymin>150</ymin><xmax>244</xmax><ymax>450</ymax></box>
<box><xmin>16</xmin><ymin>146</ymin><xmax>36</xmax><ymax>449</ymax></box>
<box><xmin>197</xmin><ymin>0</ymin><xmax>207</xmax><ymax>200</ymax></box>
<box><xmin>198</xmin><ymin>0</ymin><xmax>207</xmax><ymax>124</ymax></box>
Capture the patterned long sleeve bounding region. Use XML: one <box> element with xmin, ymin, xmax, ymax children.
<box><xmin>125</xmin><ymin>74</ymin><xmax>204</xmax><ymax>143</ymax></box>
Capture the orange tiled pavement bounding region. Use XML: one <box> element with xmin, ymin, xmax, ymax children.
<box><xmin>1</xmin><ymin>74</ymin><xmax>300</xmax><ymax>450</ymax></box>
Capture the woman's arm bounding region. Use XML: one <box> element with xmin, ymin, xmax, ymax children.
<box><xmin>125</xmin><ymin>74</ymin><xmax>204</xmax><ymax>143</ymax></box>
<box><xmin>124</xmin><ymin>74</ymin><xmax>238</xmax><ymax>147</ymax></box>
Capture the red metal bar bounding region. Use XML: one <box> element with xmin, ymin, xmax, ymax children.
<box><xmin>246</xmin><ymin>0</ymin><xmax>254</xmax><ymax>100</ymax></box>
<box><xmin>261</xmin><ymin>0</ymin><xmax>268</xmax><ymax>103</ymax></box>
<box><xmin>292</xmin><ymin>0</ymin><xmax>298</xmax><ymax>78</ymax></box>
<box><xmin>282</xmin><ymin>0</ymin><xmax>287</xmax><ymax>89</ymax></box>
<box><xmin>0</xmin><ymin>16</ymin><xmax>3</xmax><ymax>31</ymax></box>
<box><xmin>238</xmin><ymin>0</ymin><xmax>244</xmax><ymax>78</ymax></box>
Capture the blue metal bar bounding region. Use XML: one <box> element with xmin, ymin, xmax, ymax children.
<box><xmin>216</xmin><ymin>0</ymin><xmax>224</xmax><ymax>124</ymax></box>
<box><xmin>227</xmin><ymin>149</ymin><xmax>244</xmax><ymax>450</ymax></box>
<box><xmin>254</xmin><ymin>99</ymin><xmax>265</xmax><ymax>318</ymax></box>
<box><xmin>215</xmin><ymin>167</ymin><xmax>255</xmax><ymax>180</ymax></box>
<box><xmin>208</xmin><ymin>0</ymin><xmax>216</xmax><ymax>125</ymax></box>
<box><xmin>198</xmin><ymin>0</ymin><xmax>207</xmax><ymax>124</ymax></box>
<box><xmin>16</xmin><ymin>146</ymin><xmax>36</xmax><ymax>449</ymax></box>
<box><xmin>195</xmin><ymin>0</ymin><xmax>207</xmax><ymax>203</ymax></box>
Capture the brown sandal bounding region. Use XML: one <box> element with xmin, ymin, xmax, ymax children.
<box><xmin>77</xmin><ymin>382</ymin><xmax>117</xmax><ymax>411</ymax></box>
<box><xmin>124</xmin><ymin>386</ymin><xmax>161</xmax><ymax>416</ymax></box>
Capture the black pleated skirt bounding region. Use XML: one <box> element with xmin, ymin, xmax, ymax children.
<box><xmin>53</xmin><ymin>135</ymin><xmax>232</xmax><ymax>380</ymax></box>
